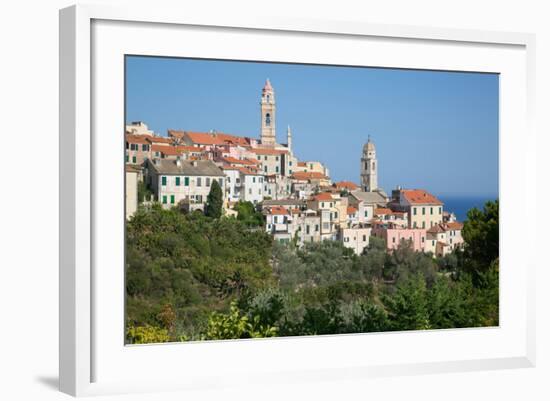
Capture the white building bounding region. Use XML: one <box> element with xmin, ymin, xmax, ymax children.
<box><xmin>147</xmin><ymin>159</ymin><xmax>225</xmax><ymax>209</ymax></box>
<box><xmin>340</xmin><ymin>226</ymin><xmax>371</xmax><ymax>255</ymax></box>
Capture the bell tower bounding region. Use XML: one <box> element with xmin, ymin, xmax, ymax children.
<box><xmin>260</xmin><ymin>79</ymin><xmax>276</xmax><ymax>146</ymax></box>
<box><xmin>361</xmin><ymin>136</ymin><xmax>378</xmax><ymax>192</ymax></box>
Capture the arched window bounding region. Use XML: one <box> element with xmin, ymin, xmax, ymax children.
<box><xmin>265</xmin><ymin>113</ymin><xmax>271</xmax><ymax>126</ymax></box>
<box><xmin>372</xmin><ymin>162</ymin><xmax>376</xmax><ymax>170</ymax></box>
<box><xmin>266</xmin><ymin>94</ymin><xmax>270</xmax><ymax>103</ymax></box>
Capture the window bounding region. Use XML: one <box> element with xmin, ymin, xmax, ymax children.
<box><xmin>162</xmin><ymin>195</ymin><xmax>167</xmax><ymax>204</ymax></box>
<box><xmin>264</xmin><ymin>156</ymin><xmax>268</xmax><ymax>161</ymax></box>
<box><xmin>170</xmin><ymin>195</ymin><xmax>175</xmax><ymax>204</ymax></box>
<box><xmin>142</xmin><ymin>144</ymin><xmax>148</xmax><ymax>151</ymax></box>
<box><xmin>323</xmin><ymin>223</ymin><xmax>329</xmax><ymax>230</ymax></box>
<box><xmin>422</xmin><ymin>237</ymin><xmax>425</xmax><ymax>243</ymax></box>
<box><xmin>266</xmin><ymin>94</ymin><xmax>270</xmax><ymax>102</ymax></box>
<box><xmin>413</xmin><ymin>222</ymin><xmax>417</xmax><ymax>228</ymax></box>
<box><xmin>362</xmin><ymin>235</ymin><xmax>366</xmax><ymax>241</ymax></box>
<box><xmin>364</xmin><ymin>210</ymin><xmax>368</xmax><ymax>218</ymax></box>
<box><xmin>321</xmin><ymin>202</ymin><xmax>325</xmax><ymax>208</ymax></box>
<box><xmin>275</xmin><ymin>166</ymin><xmax>279</xmax><ymax>173</ymax></box>
<box><xmin>306</xmin><ymin>225</ymin><xmax>310</xmax><ymax>234</ymax></box>
<box><xmin>265</xmin><ymin>113</ymin><xmax>271</xmax><ymax>126</ymax></box>
<box><xmin>413</xmin><ymin>207</ymin><xmax>417</xmax><ymax>215</ymax></box>
<box><xmin>289</xmin><ymin>161</ymin><xmax>293</xmax><ymax>166</ymax></box>
<box><xmin>184</xmin><ymin>177</ymin><xmax>189</xmax><ymax>186</ymax></box>
<box><xmin>206</xmin><ymin>178</ymin><xmax>211</xmax><ymax>187</ymax></box>
<box><xmin>175</xmin><ymin>177</ymin><xmax>180</xmax><ymax>186</ymax></box>
<box><xmin>197</xmin><ymin>177</ymin><xmax>202</xmax><ymax>187</ymax></box>
<box><xmin>315</xmin><ymin>225</ymin><xmax>319</xmax><ymax>232</ymax></box>
<box><xmin>439</xmin><ymin>207</ymin><xmax>442</xmax><ymax>214</ymax></box>
<box><xmin>289</xmin><ymin>170</ymin><xmax>292</xmax><ymax>174</ymax></box>
<box><xmin>430</xmin><ymin>207</ymin><xmax>433</xmax><ymax>215</ymax></box>
<box><xmin>125</xmin><ymin>155</ymin><xmax>129</xmax><ymax>162</ymax></box>
<box><xmin>422</xmin><ymin>207</ymin><xmax>425</xmax><ymax>215</ymax></box>
<box><xmin>249</xmin><ymin>189</ymin><xmax>252</xmax><ymax>195</ymax></box>
<box><xmin>392</xmin><ymin>237</ymin><xmax>396</xmax><ymax>243</ymax></box>
<box><xmin>422</xmin><ymin>221</ymin><xmax>425</xmax><ymax>229</ymax></box>
<box><xmin>264</xmin><ymin>166</ymin><xmax>268</xmax><ymax>173</ymax></box>
<box><xmin>275</xmin><ymin>156</ymin><xmax>279</xmax><ymax>161</ymax></box>
<box><xmin>132</xmin><ymin>156</ymin><xmax>137</xmax><ymax>164</ymax></box>
<box><xmin>257</xmin><ymin>155</ymin><xmax>261</xmax><ymax>160</ymax></box>
<box><xmin>252</xmin><ymin>177</ymin><xmax>256</xmax><ymax>183</ymax></box>
<box><xmin>334</xmin><ymin>212</ymin><xmax>338</xmax><ymax>219</ymax></box>
<box><xmin>219</xmin><ymin>178</ymin><xmax>223</xmax><ymax>186</ymax></box>
<box><xmin>161</xmin><ymin>176</ymin><xmax>167</xmax><ymax>186</ymax></box>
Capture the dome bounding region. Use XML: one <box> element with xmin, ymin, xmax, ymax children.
<box><xmin>363</xmin><ymin>138</ymin><xmax>375</xmax><ymax>152</ymax></box>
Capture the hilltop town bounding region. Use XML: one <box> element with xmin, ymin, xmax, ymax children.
<box><xmin>125</xmin><ymin>79</ymin><xmax>463</xmax><ymax>258</ymax></box>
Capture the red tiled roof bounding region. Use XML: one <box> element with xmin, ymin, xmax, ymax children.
<box><xmin>347</xmin><ymin>206</ymin><xmax>358</xmax><ymax>215</ymax></box>
<box><xmin>375</xmin><ymin>207</ymin><xmax>393</xmax><ymax>215</ymax></box>
<box><xmin>427</xmin><ymin>224</ymin><xmax>446</xmax><ymax>234</ymax></box>
<box><xmin>185</xmin><ymin>132</ymin><xmax>226</xmax><ymax>146</ymax></box>
<box><xmin>292</xmin><ymin>171</ymin><xmax>327</xmax><ymax>181</ymax></box>
<box><xmin>177</xmin><ymin>145</ymin><xmax>204</xmax><ymax>153</ymax></box>
<box><xmin>401</xmin><ymin>189</ymin><xmax>443</xmax><ymax>205</ymax></box>
<box><xmin>297</xmin><ymin>162</ymin><xmax>307</xmax><ymax>167</ymax></box>
<box><xmin>252</xmin><ymin>147</ymin><xmax>288</xmax><ymax>155</ymax></box>
<box><xmin>447</xmin><ymin>222</ymin><xmax>463</xmax><ymax>230</ymax></box>
<box><xmin>148</xmin><ymin>136</ymin><xmax>172</xmax><ymax>144</ymax></box>
<box><xmin>167</xmin><ymin>129</ymin><xmax>185</xmax><ymax>139</ymax></box>
<box><xmin>215</xmin><ymin>133</ymin><xmax>250</xmax><ymax>147</ymax></box>
<box><xmin>312</xmin><ymin>192</ymin><xmax>333</xmax><ymax>202</ymax></box>
<box><xmin>126</xmin><ymin>134</ymin><xmax>150</xmax><ymax>145</ymax></box>
<box><xmin>151</xmin><ymin>145</ymin><xmax>181</xmax><ymax>156</ymax></box>
<box><xmin>268</xmin><ymin>206</ymin><xmax>290</xmax><ymax>215</ymax></box>
<box><xmin>334</xmin><ymin>181</ymin><xmax>359</xmax><ymax>190</ymax></box>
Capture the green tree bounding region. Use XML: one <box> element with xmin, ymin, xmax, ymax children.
<box><xmin>462</xmin><ymin>200</ymin><xmax>499</xmax><ymax>273</ymax></box>
<box><xmin>233</xmin><ymin>200</ymin><xmax>264</xmax><ymax>227</ymax></box>
<box><xmin>205</xmin><ymin>180</ymin><xmax>223</xmax><ymax>218</ymax></box>
<box><xmin>126</xmin><ymin>324</ymin><xmax>170</xmax><ymax>344</ymax></box>
<box><xmin>383</xmin><ymin>273</ymin><xmax>430</xmax><ymax>331</ymax></box>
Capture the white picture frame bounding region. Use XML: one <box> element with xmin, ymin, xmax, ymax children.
<box><xmin>59</xmin><ymin>4</ymin><xmax>536</xmax><ymax>397</ymax></box>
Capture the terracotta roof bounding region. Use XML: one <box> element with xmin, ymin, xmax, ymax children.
<box><xmin>152</xmin><ymin>145</ymin><xmax>182</xmax><ymax>156</ymax></box>
<box><xmin>297</xmin><ymin>162</ymin><xmax>307</xmax><ymax>167</ymax></box>
<box><xmin>184</xmin><ymin>132</ymin><xmax>226</xmax><ymax>146</ymax></box>
<box><xmin>252</xmin><ymin>147</ymin><xmax>288</xmax><ymax>155</ymax></box>
<box><xmin>125</xmin><ymin>164</ymin><xmax>142</xmax><ymax>173</ymax></box>
<box><xmin>167</xmin><ymin>129</ymin><xmax>185</xmax><ymax>139</ymax></box>
<box><xmin>215</xmin><ymin>133</ymin><xmax>250</xmax><ymax>147</ymax></box>
<box><xmin>347</xmin><ymin>206</ymin><xmax>358</xmax><ymax>215</ymax></box>
<box><xmin>375</xmin><ymin>208</ymin><xmax>393</xmax><ymax>215</ymax></box>
<box><xmin>268</xmin><ymin>206</ymin><xmax>289</xmax><ymax>216</ymax></box>
<box><xmin>401</xmin><ymin>189</ymin><xmax>443</xmax><ymax>205</ymax></box>
<box><xmin>447</xmin><ymin>222</ymin><xmax>463</xmax><ymax>230</ymax></box>
<box><xmin>334</xmin><ymin>181</ymin><xmax>359</xmax><ymax>190</ymax></box>
<box><xmin>290</xmin><ymin>208</ymin><xmax>301</xmax><ymax>214</ymax></box>
<box><xmin>427</xmin><ymin>224</ymin><xmax>446</xmax><ymax>234</ymax></box>
<box><xmin>126</xmin><ymin>135</ymin><xmax>150</xmax><ymax>145</ymax></box>
<box><xmin>312</xmin><ymin>192</ymin><xmax>333</xmax><ymax>202</ymax></box>
<box><xmin>148</xmin><ymin>136</ymin><xmax>172</xmax><ymax>144</ymax></box>
<box><xmin>222</xmin><ymin>156</ymin><xmax>258</xmax><ymax>165</ymax></box>
<box><xmin>292</xmin><ymin>171</ymin><xmax>327</xmax><ymax>181</ymax></box>
<box><xmin>177</xmin><ymin>145</ymin><xmax>204</xmax><ymax>153</ymax></box>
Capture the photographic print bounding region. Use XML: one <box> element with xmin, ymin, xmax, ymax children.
<box><xmin>124</xmin><ymin>56</ymin><xmax>499</xmax><ymax>344</ymax></box>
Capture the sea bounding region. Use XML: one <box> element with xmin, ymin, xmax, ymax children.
<box><xmin>438</xmin><ymin>196</ymin><xmax>498</xmax><ymax>222</ymax></box>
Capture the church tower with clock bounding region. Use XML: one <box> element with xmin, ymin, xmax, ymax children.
<box><xmin>361</xmin><ymin>136</ymin><xmax>378</xmax><ymax>192</ymax></box>
<box><xmin>260</xmin><ymin>79</ymin><xmax>276</xmax><ymax>146</ymax></box>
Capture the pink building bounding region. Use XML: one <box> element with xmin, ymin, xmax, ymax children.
<box><xmin>372</xmin><ymin>223</ymin><xmax>427</xmax><ymax>252</ymax></box>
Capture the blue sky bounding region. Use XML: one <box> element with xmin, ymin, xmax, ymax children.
<box><xmin>126</xmin><ymin>56</ymin><xmax>499</xmax><ymax>198</ymax></box>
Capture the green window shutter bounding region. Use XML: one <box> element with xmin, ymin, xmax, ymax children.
<box><xmin>161</xmin><ymin>176</ymin><xmax>167</xmax><ymax>186</ymax></box>
<box><xmin>162</xmin><ymin>195</ymin><xmax>167</xmax><ymax>204</ymax></box>
<box><xmin>132</xmin><ymin>156</ymin><xmax>136</xmax><ymax>164</ymax></box>
<box><xmin>176</xmin><ymin>177</ymin><xmax>180</xmax><ymax>186</ymax></box>
<box><xmin>184</xmin><ymin>177</ymin><xmax>189</xmax><ymax>186</ymax></box>
<box><xmin>170</xmin><ymin>195</ymin><xmax>175</xmax><ymax>204</ymax></box>
<box><xmin>125</xmin><ymin>155</ymin><xmax>129</xmax><ymax>162</ymax></box>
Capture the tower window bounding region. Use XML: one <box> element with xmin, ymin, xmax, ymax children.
<box><xmin>266</xmin><ymin>94</ymin><xmax>270</xmax><ymax>102</ymax></box>
<box><xmin>265</xmin><ymin>113</ymin><xmax>271</xmax><ymax>126</ymax></box>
